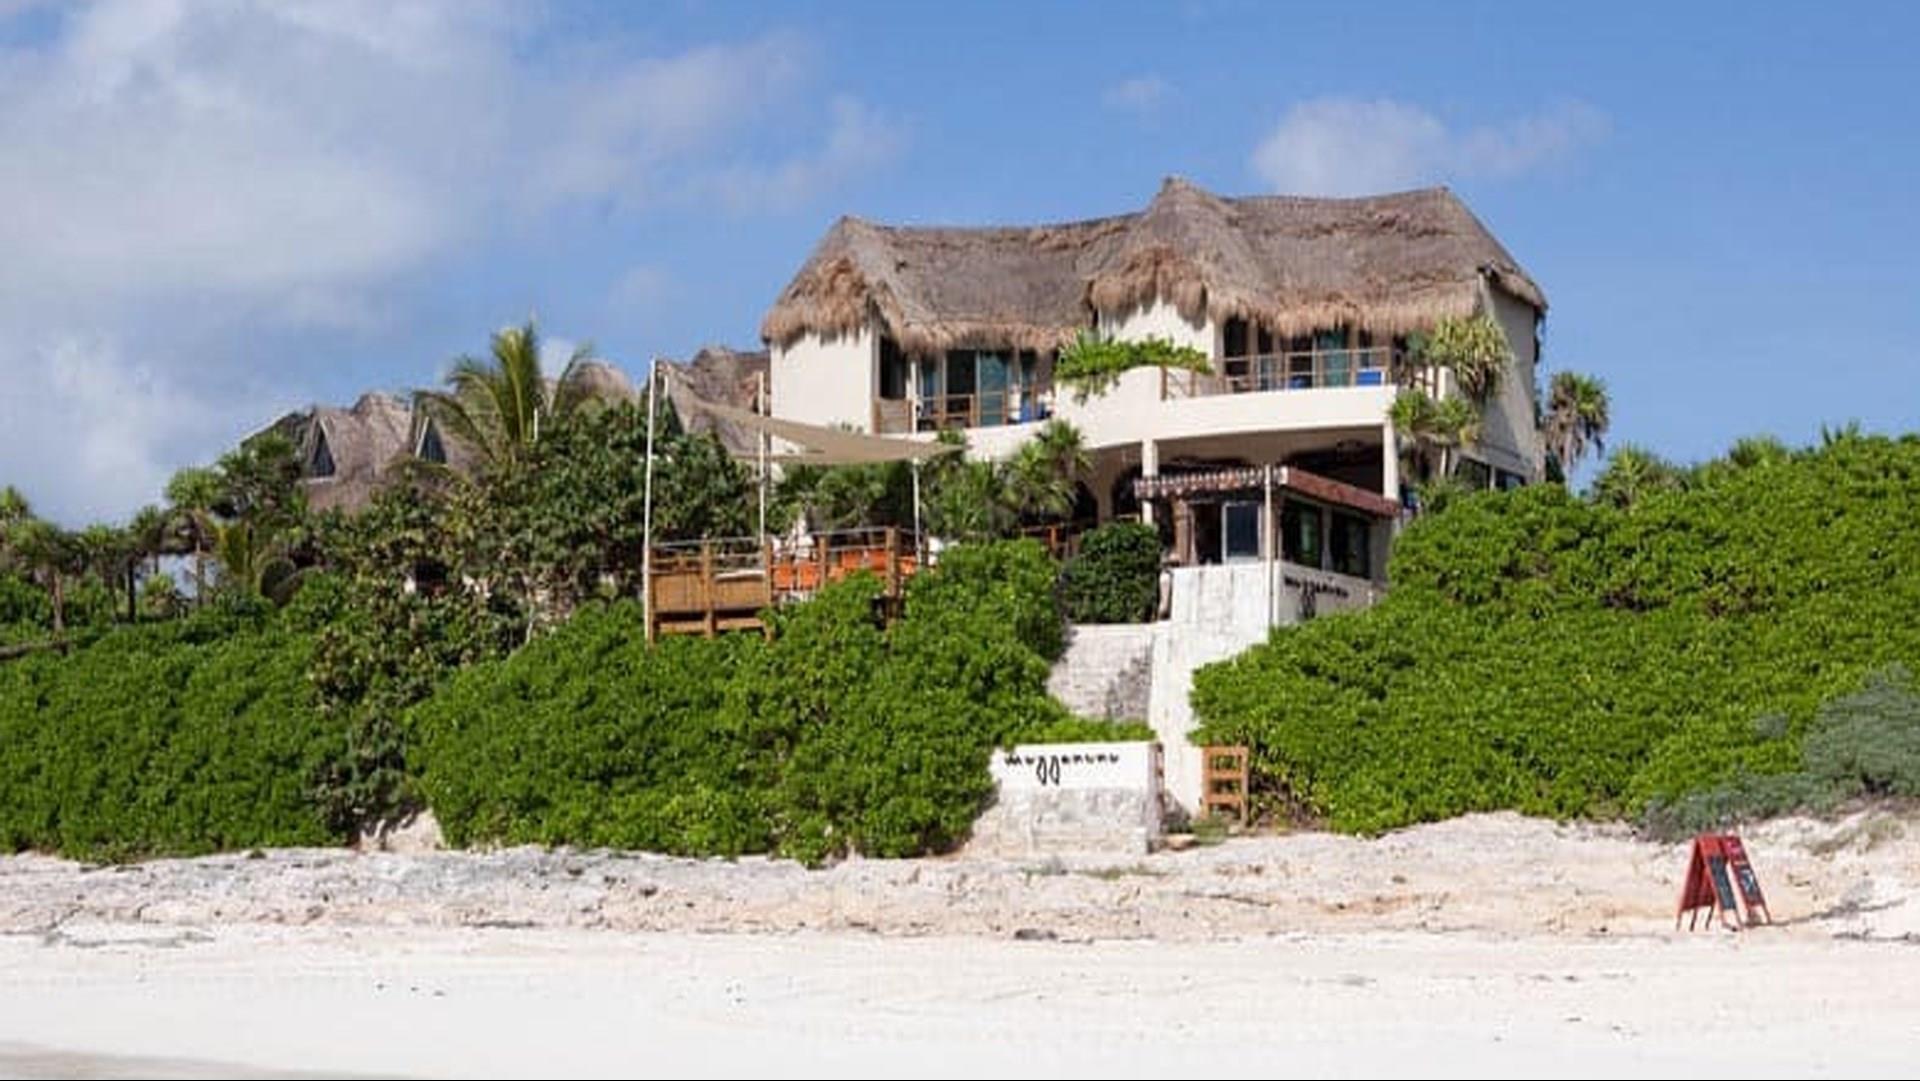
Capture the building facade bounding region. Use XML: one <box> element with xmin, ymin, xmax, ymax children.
<box><xmin>762</xmin><ymin>177</ymin><xmax>1546</xmax><ymax>584</ymax></box>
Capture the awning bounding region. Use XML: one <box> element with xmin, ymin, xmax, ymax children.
<box><xmin>1132</xmin><ymin>465</ymin><xmax>1401</xmax><ymax>519</ymax></box>
<box><xmin>662</xmin><ymin>369</ymin><xmax>961</xmax><ymax>466</ymax></box>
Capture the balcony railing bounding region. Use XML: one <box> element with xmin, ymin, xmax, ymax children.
<box><xmin>873</xmin><ymin>390</ymin><xmax>1055</xmax><ymax>434</ymax></box>
<box><xmin>1163</xmin><ymin>346</ymin><xmax>1402</xmax><ymax>399</ymax></box>
<box><xmin>647</xmin><ymin>527</ymin><xmax>923</xmax><ymax>640</ymax></box>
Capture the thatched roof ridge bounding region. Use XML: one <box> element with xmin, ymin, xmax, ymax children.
<box><xmin>660</xmin><ymin>345</ymin><xmax>771</xmax><ymax>457</ymax></box>
<box><xmin>294</xmin><ymin>391</ymin><xmax>415</xmax><ymax>514</ymax></box>
<box><xmin>762</xmin><ymin>177</ymin><xmax>1544</xmax><ymax>353</ymax></box>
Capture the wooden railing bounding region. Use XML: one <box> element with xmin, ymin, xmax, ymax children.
<box><xmin>647</xmin><ymin>527</ymin><xmax>923</xmax><ymax>640</ymax></box>
<box><xmin>1163</xmin><ymin>346</ymin><xmax>1397</xmax><ymax>399</ymax></box>
<box><xmin>1016</xmin><ymin>520</ymin><xmax>1094</xmax><ymax>560</ymax></box>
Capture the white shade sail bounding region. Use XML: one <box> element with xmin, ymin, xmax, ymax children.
<box><xmin>663</xmin><ymin>370</ymin><xmax>961</xmax><ymax>466</ymax></box>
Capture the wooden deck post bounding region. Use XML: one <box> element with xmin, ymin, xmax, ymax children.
<box><xmin>645</xmin><ymin>550</ymin><xmax>658</xmax><ymax>645</ymax></box>
<box><xmin>700</xmin><ymin>540</ymin><xmax>716</xmax><ymax>638</ymax></box>
<box><xmin>884</xmin><ymin>526</ymin><xmax>900</xmax><ymax>598</ymax></box>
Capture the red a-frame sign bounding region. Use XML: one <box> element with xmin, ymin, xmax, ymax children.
<box><xmin>1677</xmin><ymin>833</ymin><xmax>1773</xmax><ymax>930</ymax></box>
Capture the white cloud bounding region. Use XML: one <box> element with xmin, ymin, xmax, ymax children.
<box><xmin>0</xmin><ymin>2</ymin><xmax>895</xmax><ymax>524</ymax></box>
<box><xmin>609</xmin><ymin>265</ymin><xmax>674</xmax><ymax>314</ymax></box>
<box><xmin>708</xmin><ymin>97</ymin><xmax>907</xmax><ymax>214</ymax></box>
<box><xmin>1251</xmin><ymin>97</ymin><xmax>1608</xmax><ymax>196</ymax></box>
<box><xmin>1103</xmin><ymin>75</ymin><xmax>1169</xmax><ymax>115</ymax></box>
<box><xmin>537</xmin><ymin>335</ymin><xmax>580</xmax><ymax>379</ymax></box>
<box><xmin>0</xmin><ymin>334</ymin><xmax>288</xmax><ymax>523</ymax></box>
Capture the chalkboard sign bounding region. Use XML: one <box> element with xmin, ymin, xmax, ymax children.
<box><xmin>1677</xmin><ymin>834</ymin><xmax>1773</xmax><ymax>930</ymax></box>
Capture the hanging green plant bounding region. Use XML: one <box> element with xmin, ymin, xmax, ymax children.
<box><xmin>1055</xmin><ymin>331</ymin><xmax>1211</xmax><ymax>402</ymax></box>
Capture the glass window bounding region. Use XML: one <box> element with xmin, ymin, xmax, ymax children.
<box><xmin>310</xmin><ymin>432</ymin><xmax>336</xmax><ymax>478</ymax></box>
<box><xmin>879</xmin><ymin>338</ymin><xmax>907</xmax><ymax>400</ymax></box>
<box><xmin>1329</xmin><ymin>512</ymin><xmax>1372</xmax><ymax>578</ymax></box>
<box><xmin>417</xmin><ymin>423</ymin><xmax>447</xmax><ymax>464</ymax></box>
<box><xmin>1223</xmin><ymin>318</ymin><xmax>1249</xmax><ymax>358</ymax></box>
<box><xmin>944</xmin><ymin>351</ymin><xmax>976</xmax><ymax>427</ymax></box>
<box><xmin>1317</xmin><ymin>328</ymin><xmax>1351</xmax><ymax>387</ymax></box>
<box><xmin>1281</xmin><ymin>500</ymin><xmax>1322</xmax><ymax>568</ymax></box>
<box><xmin>1223</xmin><ymin>501</ymin><xmax>1261</xmax><ymax>562</ymax></box>
<box><xmin>1457</xmin><ymin>457</ymin><xmax>1493</xmax><ymax>491</ymax></box>
<box><xmin>976</xmin><ymin>351</ymin><xmax>1009</xmax><ymax>427</ymax></box>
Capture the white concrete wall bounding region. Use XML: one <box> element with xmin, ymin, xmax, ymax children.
<box><xmin>1047</xmin><ymin>624</ymin><xmax>1157</xmax><ymax>721</ymax></box>
<box><xmin>970</xmin><ymin>741</ymin><xmax>1164</xmax><ymax>856</ymax></box>
<box><xmin>1475</xmin><ymin>289</ymin><xmax>1546</xmax><ymax>480</ymax></box>
<box><xmin>1101</xmin><ymin>299</ymin><xmax>1216</xmax><ymax>356</ymax></box>
<box><xmin>1132</xmin><ymin>562</ymin><xmax>1384</xmax><ymax>816</ymax></box>
<box><xmin>770</xmin><ymin>326</ymin><xmax>876</xmax><ymax>432</ymax></box>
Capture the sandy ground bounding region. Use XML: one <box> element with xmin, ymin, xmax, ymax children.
<box><xmin>2</xmin><ymin>810</ymin><xmax>1918</xmax><ymax>1077</ymax></box>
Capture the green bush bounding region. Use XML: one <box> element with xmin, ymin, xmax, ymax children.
<box><xmin>410</xmin><ymin>539</ymin><xmax>1105</xmax><ymax>864</ymax></box>
<box><xmin>0</xmin><ymin>605</ymin><xmax>344</xmax><ymax>859</ymax></box>
<box><xmin>1193</xmin><ymin>434</ymin><xmax>1920</xmax><ymax>834</ymax></box>
<box><xmin>1643</xmin><ymin>667</ymin><xmax>1920</xmax><ymax>838</ymax></box>
<box><xmin>1060</xmin><ymin>522</ymin><xmax>1161</xmax><ymax>624</ymax></box>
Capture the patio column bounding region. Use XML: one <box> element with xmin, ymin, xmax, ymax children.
<box><xmin>1140</xmin><ymin>439</ymin><xmax>1159</xmax><ymax>525</ymax></box>
<box><xmin>1381</xmin><ymin>421</ymin><xmax>1401</xmax><ymax>510</ymax></box>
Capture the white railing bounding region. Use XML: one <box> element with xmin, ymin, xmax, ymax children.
<box><xmin>873</xmin><ymin>388</ymin><xmax>1057</xmax><ymax>434</ymax></box>
<box><xmin>1163</xmin><ymin>346</ymin><xmax>1401</xmax><ymax>399</ymax></box>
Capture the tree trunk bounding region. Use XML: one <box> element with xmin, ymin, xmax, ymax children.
<box><xmin>193</xmin><ymin>548</ymin><xmax>205</xmax><ymax>609</ymax></box>
<box><xmin>50</xmin><ymin>570</ymin><xmax>65</xmax><ymax>637</ymax></box>
<box><xmin>127</xmin><ymin>563</ymin><xmax>138</xmax><ymax>624</ymax></box>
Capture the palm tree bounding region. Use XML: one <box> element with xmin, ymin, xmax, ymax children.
<box><xmin>1590</xmin><ymin>444</ymin><xmax>1685</xmax><ymax>510</ymax></box>
<box><xmin>0</xmin><ymin>486</ymin><xmax>31</xmax><ymax>575</ymax></box>
<box><xmin>212</xmin><ymin>518</ymin><xmax>307</xmax><ymax>605</ymax></box>
<box><xmin>1006</xmin><ymin>420</ymin><xmax>1091</xmax><ymax>523</ymax></box>
<box><xmin>1541</xmin><ymin>371</ymin><xmax>1611</xmax><ymax>481</ymax></box>
<box><xmin>127</xmin><ymin>504</ymin><xmax>173</xmax><ymax>621</ymax></box>
<box><xmin>0</xmin><ymin>486</ymin><xmax>29</xmax><ymax>529</ymax></box>
<box><xmin>1411</xmin><ymin>314</ymin><xmax>1511</xmax><ymax>403</ymax></box>
<box><xmin>1726</xmin><ymin>434</ymin><xmax>1790</xmax><ymax>470</ymax></box>
<box><xmin>73</xmin><ymin>524</ymin><xmax>137</xmax><ymax>624</ymax></box>
<box><xmin>1390</xmin><ymin>390</ymin><xmax>1481</xmax><ymax>484</ymax></box>
<box><xmin>165</xmin><ymin>466</ymin><xmax>222</xmax><ymax>608</ymax></box>
<box><xmin>7</xmin><ymin>519</ymin><xmax>75</xmax><ymax>636</ymax></box>
<box><xmin>413</xmin><ymin>320</ymin><xmax>618</xmax><ymax>472</ymax></box>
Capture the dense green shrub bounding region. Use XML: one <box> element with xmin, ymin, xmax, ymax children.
<box><xmin>1193</xmin><ymin>434</ymin><xmax>1920</xmax><ymax>834</ymax></box>
<box><xmin>410</xmin><ymin>539</ymin><xmax>1108</xmax><ymax>864</ymax></box>
<box><xmin>1060</xmin><ymin>522</ymin><xmax>1161</xmax><ymax>623</ymax></box>
<box><xmin>1643</xmin><ymin>667</ymin><xmax>1920</xmax><ymax>838</ymax></box>
<box><xmin>0</xmin><ymin>603</ymin><xmax>344</xmax><ymax>859</ymax></box>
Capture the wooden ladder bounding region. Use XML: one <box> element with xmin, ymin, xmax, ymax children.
<box><xmin>1201</xmin><ymin>745</ymin><xmax>1250</xmax><ymax>826</ymax></box>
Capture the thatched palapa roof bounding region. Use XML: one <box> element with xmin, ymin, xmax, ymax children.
<box><xmin>660</xmin><ymin>345</ymin><xmax>770</xmax><ymax>457</ymax></box>
<box><xmin>761</xmin><ymin>177</ymin><xmax>1545</xmax><ymax>355</ymax></box>
<box><xmin>272</xmin><ymin>392</ymin><xmax>416</xmax><ymax>514</ymax></box>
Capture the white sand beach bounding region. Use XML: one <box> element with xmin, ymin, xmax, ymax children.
<box><xmin>3</xmin><ymin>811</ymin><xmax>1917</xmax><ymax>1078</ymax></box>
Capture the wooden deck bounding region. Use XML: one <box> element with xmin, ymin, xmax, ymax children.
<box><xmin>646</xmin><ymin>528</ymin><xmax>920</xmax><ymax>641</ymax></box>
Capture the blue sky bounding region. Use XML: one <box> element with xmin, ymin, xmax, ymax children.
<box><xmin>2</xmin><ymin>1</ymin><xmax>1915</xmax><ymax>522</ymax></box>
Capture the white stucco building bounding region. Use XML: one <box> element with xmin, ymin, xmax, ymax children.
<box><xmin>758</xmin><ymin>177</ymin><xmax>1547</xmax><ymax>581</ymax></box>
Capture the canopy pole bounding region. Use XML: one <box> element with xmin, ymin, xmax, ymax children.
<box><xmin>642</xmin><ymin>361</ymin><xmax>660</xmax><ymax>633</ymax></box>
<box><xmin>757</xmin><ymin>370</ymin><xmax>769</xmax><ymax>552</ymax></box>
<box><xmin>911</xmin><ymin>458</ymin><xmax>924</xmax><ymax>564</ymax></box>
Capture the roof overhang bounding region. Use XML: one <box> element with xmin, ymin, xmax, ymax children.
<box><xmin>1132</xmin><ymin>465</ymin><xmax>1401</xmax><ymax>519</ymax></box>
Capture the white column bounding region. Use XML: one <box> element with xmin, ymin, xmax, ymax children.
<box><xmin>1140</xmin><ymin>439</ymin><xmax>1159</xmax><ymax>524</ymax></box>
<box><xmin>1382</xmin><ymin>421</ymin><xmax>1401</xmax><ymax>507</ymax></box>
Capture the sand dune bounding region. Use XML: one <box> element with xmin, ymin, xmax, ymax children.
<box><xmin>2</xmin><ymin>810</ymin><xmax>1917</xmax><ymax>1077</ymax></box>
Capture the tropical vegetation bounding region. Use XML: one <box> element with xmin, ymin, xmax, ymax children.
<box><xmin>1193</xmin><ymin>431</ymin><xmax>1920</xmax><ymax>836</ymax></box>
<box><xmin>1055</xmin><ymin>331</ymin><xmax>1211</xmax><ymax>401</ymax></box>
